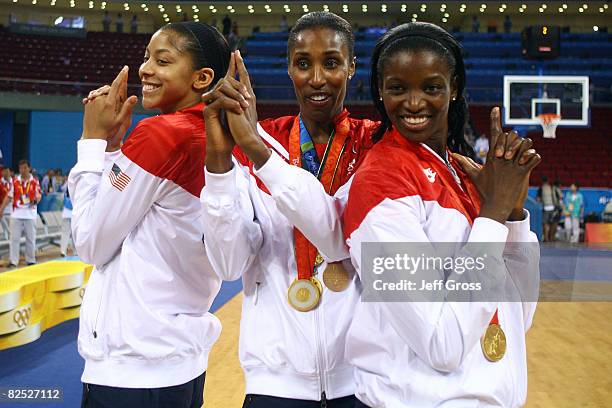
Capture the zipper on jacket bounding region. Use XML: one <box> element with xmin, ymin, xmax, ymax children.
<box><xmin>253</xmin><ymin>281</ymin><xmax>260</xmax><ymax>305</ymax></box>
<box><xmin>313</xmin><ymin>267</ymin><xmax>328</xmax><ymax>404</ymax></box>
<box><xmin>92</xmin><ymin>271</ymin><xmax>105</xmax><ymax>340</ymax></box>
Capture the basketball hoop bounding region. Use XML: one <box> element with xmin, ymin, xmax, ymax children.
<box><xmin>537</xmin><ymin>113</ymin><xmax>561</xmax><ymax>139</ymax></box>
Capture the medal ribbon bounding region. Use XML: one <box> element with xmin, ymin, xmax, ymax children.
<box><xmin>290</xmin><ymin>111</ymin><xmax>351</xmax><ymax>280</ymax></box>
<box><xmin>18</xmin><ymin>178</ymin><xmax>33</xmax><ymax>205</ymax></box>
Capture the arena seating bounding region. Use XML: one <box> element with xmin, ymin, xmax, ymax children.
<box><xmin>1</xmin><ymin>27</ymin><xmax>609</xmax><ymax>188</ymax></box>
<box><xmin>0</xmin><ymin>27</ymin><xmax>611</xmax><ymax>101</ymax></box>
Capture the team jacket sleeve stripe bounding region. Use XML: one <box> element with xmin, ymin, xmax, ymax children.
<box><xmin>201</xmin><ymin>159</ymin><xmax>263</xmax><ymax>281</ymax></box>
<box><xmin>253</xmin><ymin>151</ymin><xmax>350</xmax><ymax>262</ymax></box>
<box><xmin>347</xmin><ymin>195</ymin><xmax>508</xmax><ymax>373</ymax></box>
<box><xmin>257</xmin><ymin>123</ymin><xmax>289</xmax><ymax>160</ymax></box>
<box><xmin>68</xmin><ymin>139</ymin><xmax>162</xmax><ymax>266</ymax></box>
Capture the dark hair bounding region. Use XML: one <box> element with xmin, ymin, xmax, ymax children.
<box><xmin>287</xmin><ymin>12</ymin><xmax>355</xmax><ymax>61</ymax></box>
<box><xmin>541</xmin><ymin>175</ymin><xmax>549</xmax><ymax>183</ymax></box>
<box><xmin>159</xmin><ymin>22</ymin><xmax>230</xmax><ymax>88</ymax></box>
<box><xmin>18</xmin><ymin>159</ymin><xmax>30</xmax><ymax>168</ymax></box>
<box><xmin>370</xmin><ymin>22</ymin><xmax>474</xmax><ymax>158</ymax></box>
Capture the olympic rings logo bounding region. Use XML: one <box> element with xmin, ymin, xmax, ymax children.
<box><xmin>13</xmin><ymin>306</ymin><xmax>32</xmax><ymax>328</ymax></box>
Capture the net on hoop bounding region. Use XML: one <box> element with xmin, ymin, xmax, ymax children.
<box><xmin>537</xmin><ymin>113</ymin><xmax>561</xmax><ymax>139</ymax></box>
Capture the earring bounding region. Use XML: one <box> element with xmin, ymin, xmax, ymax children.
<box><xmin>452</xmin><ymin>97</ymin><xmax>457</xmax><ymax>101</ymax></box>
<box><xmin>379</xmin><ymin>97</ymin><xmax>383</xmax><ymax>101</ymax></box>
<box><xmin>348</xmin><ymin>75</ymin><xmax>352</xmax><ymax>79</ymax></box>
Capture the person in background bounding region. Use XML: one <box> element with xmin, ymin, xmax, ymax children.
<box><xmin>537</xmin><ymin>176</ymin><xmax>558</xmax><ymax>242</ymax></box>
<box><xmin>552</xmin><ymin>178</ymin><xmax>563</xmax><ymax>239</ymax></box>
<box><xmin>59</xmin><ymin>180</ymin><xmax>73</xmax><ymax>257</ymax></box>
<box><xmin>0</xmin><ymin>167</ymin><xmax>13</xmax><ymax>240</ymax></box>
<box><xmin>130</xmin><ymin>15</ymin><xmax>138</xmax><ymax>34</ymax></box>
<box><xmin>222</xmin><ymin>14</ymin><xmax>231</xmax><ymax>37</ymax></box>
<box><xmin>474</xmin><ymin>133</ymin><xmax>489</xmax><ymax>164</ymax></box>
<box><xmin>41</xmin><ymin>169</ymin><xmax>52</xmax><ymax>194</ymax></box>
<box><xmin>472</xmin><ymin>15</ymin><xmax>480</xmax><ymax>33</ymax></box>
<box><xmin>280</xmin><ymin>15</ymin><xmax>289</xmax><ymax>32</ymax></box>
<box><xmin>563</xmin><ymin>182</ymin><xmax>584</xmax><ymax>243</ymax></box>
<box><xmin>116</xmin><ymin>13</ymin><xmax>124</xmax><ymax>34</ymax></box>
<box><xmin>504</xmin><ymin>15</ymin><xmax>512</xmax><ymax>33</ymax></box>
<box><xmin>102</xmin><ymin>11</ymin><xmax>110</xmax><ymax>32</ymax></box>
<box><xmin>9</xmin><ymin>159</ymin><xmax>42</xmax><ymax>267</ymax></box>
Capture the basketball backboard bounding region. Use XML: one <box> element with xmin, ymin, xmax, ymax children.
<box><xmin>503</xmin><ymin>75</ymin><xmax>590</xmax><ymax>127</ymax></box>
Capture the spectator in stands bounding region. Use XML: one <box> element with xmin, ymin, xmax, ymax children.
<box><xmin>116</xmin><ymin>13</ymin><xmax>124</xmax><ymax>34</ymax></box>
<box><xmin>280</xmin><ymin>15</ymin><xmax>289</xmax><ymax>32</ymax></box>
<box><xmin>474</xmin><ymin>133</ymin><xmax>489</xmax><ymax>164</ymax></box>
<box><xmin>537</xmin><ymin>176</ymin><xmax>561</xmax><ymax>242</ymax></box>
<box><xmin>222</xmin><ymin>14</ymin><xmax>231</xmax><ymax>37</ymax></box>
<box><xmin>102</xmin><ymin>11</ymin><xmax>111</xmax><ymax>32</ymax></box>
<box><xmin>504</xmin><ymin>15</ymin><xmax>512</xmax><ymax>33</ymax></box>
<box><xmin>227</xmin><ymin>21</ymin><xmax>240</xmax><ymax>51</ymax></box>
<box><xmin>563</xmin><ymin>182</ymin><xmax>584</xmax><ymax>243</ymax></box>
<box><xmin>0</xmin><ymin>167</ymin><xmax>13</xmax><ymax>240</ymax></box>
<box><xmin>130</xmin><ymin>15</ymin><xmax>138</xmax><ymax>34</ymax></box>
<box><xmin>9</xmin><ymin>159</ymin><xmax>42</xmax><ymax>267</ymax></box>
<box><xmin>472</xmin><ymin>15</ymin><xmax>480</xmax><ymax>33</ymax></box>
<box><xmin>59</xmin><ymin>181</ymin><xmax>73</xmax><ymax>257</ymax></box>
<box><xmin>41</xmin><ymin>169</ymin><xmax>57</xmax><ymax>194</ymax></box>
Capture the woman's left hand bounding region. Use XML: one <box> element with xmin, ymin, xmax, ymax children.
<box><xmin>453</xmin><ymin>137</ymin><xmax>540</xmax><ymax>221</ymax></box>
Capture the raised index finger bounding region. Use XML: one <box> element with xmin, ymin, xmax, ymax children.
<box><xmin>488</xmin><ymin>107</ymin><xmax>503</xmax><ymax>160</ymax></box>
<box><xmin>225</xmin><ymin>52</ymin><xmax>237</xmax><ymax>80</ymax></box>
<box><xmin>108</xmin><ymin>66</ymin><xmax>128</xmax><ymax>103</ymax></box>
<box><xmin>235</xmin><ymin>50</ymin><xmax>253</xmax><ymax>97</ymax></box>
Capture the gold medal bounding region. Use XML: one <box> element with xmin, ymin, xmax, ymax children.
<box><xmin>481</xmin><ymin>323</ymin><xmax>507</xmax><ymax>362</ymax></box>
<box><xmin>311</xmin><ymin>276</ymin><xmax>323</xmax><ymax>295</ymax></box>
<box><xmin>323</xmin><ymin>262</ymin><xmax>350</xmax><ymax>292</ymax></box>
<box><xmin>288</xmin><ymin>278</ymin><xmax>320</xmax><ymax>312</ymax></box>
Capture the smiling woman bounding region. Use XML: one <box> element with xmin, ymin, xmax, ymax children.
<box><xmin>343</xmin><ymin>22</ymin><xmax>542</xmax><ymax>408</ymax></box>
<box><xmin>69</xmin><ymin>21</ymin><xmax>231</xmax><ymax>408</ymax></box>
<box><xmin>197</xmin><ymin>11</ymin><xmax>380</xmax><ymax>408</ymax></box>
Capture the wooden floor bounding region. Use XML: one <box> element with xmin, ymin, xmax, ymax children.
<box><xmin>204</xmin><ymin>295</ymin><xmax>612</xmax><ymax>408</ymax></box>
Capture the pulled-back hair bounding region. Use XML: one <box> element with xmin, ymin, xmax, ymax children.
<box><xmin>159</xmin><ymin>22</ymin><xmax>230</xmax><ymax>88</ymax></box>
<box><xmin>287</xmin><ymin>12</ymin><xmax>355</xmax><ymax>61</ymax></box>
<box><xmin>370</xmin><ymin>22</ymin><xmax>474</xmax><ymax>158</ymax></box>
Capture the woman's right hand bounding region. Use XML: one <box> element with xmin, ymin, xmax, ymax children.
<box><xmin>460</xmin><ymin>107</ymin><xmax>541</xmax><ymax>224</ymax></box>
<box><xmin>202</xmin><ymin>52</ymin><xmax>250</xmax><ymax>173</ymax></box>
<box><xmin>203</xmin><ymin>51</ymin><xmax>271</xmax><ymax>169</ymax></box>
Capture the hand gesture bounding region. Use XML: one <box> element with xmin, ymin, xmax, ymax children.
<box><xmin>454</xmin><ymin>107</ymin><xmax>541</xmax><ymax>223</ymax></box>
<box><xmin>82</xmin><ymin>66</ymin><xmax>138</xmax><ymax>152</ymax></box>
<box><xmin>203</xmin><ymin>51</ymin><xmax>270</xmax><ymax>169</ymax></box>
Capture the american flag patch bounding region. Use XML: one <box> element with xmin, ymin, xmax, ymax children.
<box><xmin>109</xmin><ymin>164</ymin><xmax>131</xmax><ymax>191</ymax></box>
